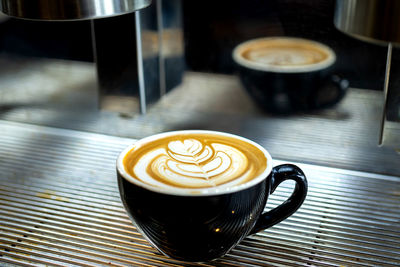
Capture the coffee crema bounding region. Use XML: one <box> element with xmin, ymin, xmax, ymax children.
<box><xmin>123</xmin><ymin>133</ymin><xmax>267</xmax><ymax>190</ymax></box>
<box><xmin>241</xmin><ymin>40</ymin><xmax>329</xmax><ymax>66</ymax></box>
<box><xmin>233</xmin><ymin>37</ymin><xmax>336</xmax><ymax>73</ymax></box>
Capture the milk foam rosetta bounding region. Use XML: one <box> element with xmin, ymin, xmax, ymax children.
<box><xmin>242</xmin><ymin>40</ymin><xmax>329</xmax><ymax>67</ymax></box>
<box><xmin>123</xmin><ymin>134</ymin><xmax>267</xmax><ymax>190</ymax></box>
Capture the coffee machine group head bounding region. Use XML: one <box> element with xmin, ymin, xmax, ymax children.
<box><xmin>335</xmin><ymin>0</ymin><xmax>400</xmax><ymax>146</ymax></box>
<box><xmin>0</xmin><ymin>0</ymin><xmax>184</xmax><ymax>115</ymax></box>
<box><xmin>0</xmin><ymin>0</ymin><xmax>151</xmax><ymax>20</ymax></box>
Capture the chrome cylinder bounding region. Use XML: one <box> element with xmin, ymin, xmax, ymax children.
<box><xmin>0</xmin><ymin>0</ymin><xmax>151</xmax><ymax>20</ymax></box>
<box><xmin>334</xmin><ymin>0</ymin><xmax>400</xmax><ymax>45</ymax></box>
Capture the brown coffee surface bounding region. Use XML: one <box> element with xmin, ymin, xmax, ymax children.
<box><xmin>241</xmin><ymin>39</ymin><xmax>330</xmax><ymax>67</ymax></box>
<box><xmin>123</xmin><ymin>133</ymin><xmax>267</xmax><ymax>189</ymax></box>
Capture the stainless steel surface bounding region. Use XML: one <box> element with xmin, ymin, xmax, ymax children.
<box><xmin>334</xmin><ymin>0</ymin><xmax>400</xmax><ymax>45</ymax></box>
<box><xmin>0</xmin><ymin>0</ymin><xmax>151</xmax><ymax>20</ymax></box>
<box><xmin>0</xmin><ymin>58</ymin><xmax>396</xmax><ymax>174</ymax></box>
<box><xmin>0</xmin><ymin>120</ymin><xmax>399</xmax><ymax>266</ymax></box>
<box><xmin>0</xmin><ymin>56</ymin><xmax>398</xmax><ymax>176</ymax></box>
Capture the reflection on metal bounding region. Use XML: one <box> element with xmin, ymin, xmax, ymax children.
<box><xmin>379</xmin><ymin>43</ymin><xmax>392</xmax><ymax>146</ymax></box>
<box><xmin>157</xmin><ymin>0</ymin><xmax>185</xmax><ymax>96</ymax></box>
<box><xmin>157</xmin><ymin>0</ymin><xmax>166</xmax><ymax>96</ymax></box>
<box><xmin>0</xmin><ymin>121</ymin><xmax>399</xmax><ymax>266</ymax></box>
<box><xmin>91</xmin><ymin>12</ymin><xmax>143</xmax><ymax>114</ymax></box>
<box><xmin>135</xmin><ymin>12</ymin><xmax>147</xmax><ymax>114</ymax></box>
<box><xmin>93</xmin><ymin>0</ymin><xmax>184</xmax><ymax>114</ymax></box>
<box><xmin>98</xmin><ymin>95</ymin><xmax>140</xmax><ymax>114</ymax></box>
<box><xmin>334</xmin><ymin>0</ymin><xmax>400</xmax><ymax>45</ymax></box>
<box><xmin>0</xmin><ymin>0</ymin><xmax>151</xmax><ymax>20</ymax></box>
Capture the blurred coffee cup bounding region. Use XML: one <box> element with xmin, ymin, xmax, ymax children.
<box><xmin>233</xmin><ymin>37</ymin><xmax>349</xmax><ymax>114</ymax></box>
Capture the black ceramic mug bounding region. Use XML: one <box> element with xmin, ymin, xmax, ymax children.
<box><xmin>117</xmin><ymin>130</ymin><xmax>308</xmax><ymax>262</ymax></box>
<box><xmin>233</xmin><ymin>37</ymin><xmax>349</xmax><ymax>114</ymax></box>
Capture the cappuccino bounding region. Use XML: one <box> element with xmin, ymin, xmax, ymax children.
<box><xmin>122</xmin><ymin>132</ymin><xmax>267</xmax><ymax>191</ymax></box>
<box><xmin>233</xmin><ymin>37</ymin><xmax>335</xmax><ymax>73</ymax></box>
<box><xmin>117</xmin><ymin>130</ymin><xmax>307</xmax><ymax>261</ymax></box>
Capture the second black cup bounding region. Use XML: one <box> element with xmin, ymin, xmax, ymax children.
<box><xmin>233</xmin><ymin>37</ymin><xmax>349</xmax><ymax>114</ymax></box>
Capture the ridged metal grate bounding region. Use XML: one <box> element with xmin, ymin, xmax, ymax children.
<box><xmin>0</xmin><ymin>121</ymin><xmax>399</xmax><ymax>266</ymax></box>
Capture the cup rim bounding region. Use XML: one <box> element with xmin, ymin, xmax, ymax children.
<box><xmin>232</xmin><ymin>36</ymin><xmax>336</xmax><ymax>73</ymax></box>
<box><xmin>117</xmin><ymin>130</ymin><xmax>273</xmax><ymax>196</ymax></box>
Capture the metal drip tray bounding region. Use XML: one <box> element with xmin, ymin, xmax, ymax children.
<box><xmin>0</xmin><ymin>121</ymin><xmax>399</xmax><ymax>266</ymax></box>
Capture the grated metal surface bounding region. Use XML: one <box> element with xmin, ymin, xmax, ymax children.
<box><xmin>0</xmin><ymin>121</ymin><xmax>399</xmax><ymax>266</ymax></box>
<box><xmin>0</xmin><ymin>63</ymin><xmax>399</xmax><ymax>176</ymax></box>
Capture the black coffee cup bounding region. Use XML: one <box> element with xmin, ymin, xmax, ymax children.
<box><xmin>117</xmin><ymin>130</ymin><xmax>308</xmax><ymax>262</ymax></box>
<box><xmin>233</xmin><ymin>37</ymin><xmax>349</xmax><ymax>114</ymax></box>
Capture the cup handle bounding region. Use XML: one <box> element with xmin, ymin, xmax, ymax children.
<box><xmin>249</xmin><ymin>164</ymin><xmax>308</xmax><ymax>235</ymax></box>
<box><xmin>311</xmin><ymin>75</ymin><xmax>349</xmax><ymax>109</ymax></box>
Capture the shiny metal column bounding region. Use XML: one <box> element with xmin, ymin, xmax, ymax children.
<box><xmin>379</xmin><ymin>43</ymin><xmax>392</xmax><ymax>145</ymax></box>
<box><xmin>93</xmin><ymin>0</ymin><xmax>183</xmax><ymax>114</ymax></box>
<box><xmin>92</xmin><ymin>12</ymin><xmax>143</xmax><ymax>114</ymax></box>
<box><xmin>135</xmin><ymin>12</ymin><xmax>147</xmax><ymax>114</ymax></box>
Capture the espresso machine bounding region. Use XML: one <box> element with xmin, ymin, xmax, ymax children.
<box><xmin>0</xmin><ymin>0</ymin><xmax>184</xmax><ymax>114</ymax></box>
<box><xmin>1</xmin><ymin>0</ymin><xmax>396</xmax><ymax>146</ymax></box>
<box><xmin>0</xmin><ymin>1</ymin><xmax>399</xmax><ymax>266</ymax></box>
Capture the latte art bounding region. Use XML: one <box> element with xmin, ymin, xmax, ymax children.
<box><xmin>244</xmin><ymin>47</ymin><xmax>327</xmax><ymax>66</ymax></box>
<box><xmin>123</xmin><ymin>133</ymin><xmax>267</xmax><ymax>190</ymax></box>
<box><xmin>233</xmin><ymin>37</ymin><xmax>335</xmax><ymax>73</ymax></box>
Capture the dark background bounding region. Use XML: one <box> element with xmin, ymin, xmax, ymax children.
<box><xmin>0</xmin><ymin>0</ymin><xmax>395</xmax><ymax>91</ymax></box>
